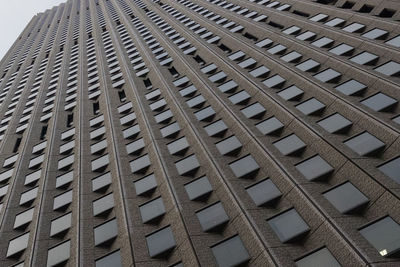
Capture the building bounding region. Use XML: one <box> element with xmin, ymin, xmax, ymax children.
<box><xmin>0</xmin><ymin>0</ymin><xmax>400</xmax><ymax>266</ymax></box>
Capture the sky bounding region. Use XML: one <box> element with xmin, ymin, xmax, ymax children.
<box><xmin>0</xmin><ymin>0</ymin><xmax>67</xmax><ymax>61</ymax></box>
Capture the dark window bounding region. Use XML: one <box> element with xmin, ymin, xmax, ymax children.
<box><xmin>241</xmin><ymin>102</ymin><xmax>266</xmax><ymax>119</ymax></box>
<box><xmin>130</xmin><ymin>154</ymin><xmax>151</xmax><ymax>173</ymax></box>
<box><xmin>204</xmin><ymin>120</ymin><xmax>228</xmax><ymax>137</ymax></box>
<box><xmin>295</xmin><ymin>155</ymin><xmax>334</xmax><ymax>181</ymax></box>
<box><xmin>278</xmin><ymin>86</ymin><xmax>303</xmax><ymax>101</ymax></box>
<box><xmin>323</xmin><ymin>182</ymin><xmax>369</xmax><ymax>214</ymax></box>
<box><xmin>196</xmin><ymin>202</ymin><xmax>229</xmax><ymax>232</ymax></box>
<box><xmin>184</xmin><ymin>176</ymin><xmax>213</xmax><ymax>200</ymax></box>
<box><xmin>216</xmin><ymin>135</ymin><xmax>242</xmax><ymax>155</ymax></box>
<box><xmin>296</xmin><ymin>98</ymin><xmax>325</xmax><ymax>115</ymax></box>
<box><xmin>256</xmin><ymin>116</ymin><xmax>284</xmax><ymax>135</ymax></box>
<box><xmin>246</xmin><ymin>178</ymin><xmax>281</xmax><ymax>206</ymax></box>
<box><xmin>146</xmin><ymin>226</ymin><xmax>176</xmax><ymax>258</ymax></box>
<box><xmin>378</xmin><ymin>157</ymin><xmax>400</xmax><ymax>184</ymax></box>
<box><xmin>317</xmin><ymin>113</ymin><xmax>352</xmax><ymax>133</ymax></box>
<box><xmin>273</xmin><ymin>134</ymin><xmax>306</xmax><ymax>156</ymax></box>
<box><xmin>139</xmin><ymin>197</ymin><xmax>166</xmax><ymax>223</ymax></box>
<box><xmin>296</xmin><ymin>247</ymin><xmax>341</xmax><ymax>267</ymax></box>
<box><xmin>344</xmin><ymin>132</ymin><xmax>385</xmax><ymax>156</ymax></box>
<box><xmin>229</xmin><ymin>155</ymin><xmax>260</xmax><ymax>178</ymax></box>
<box><xmin>211</xmin><ymin>235</ymin><xmax>250</xmax><ymax>267</ymax></box>
<box><xmin>335</xmin><ymin>80</ymin><xmax>366</xmax><ymax>96</ymax></box>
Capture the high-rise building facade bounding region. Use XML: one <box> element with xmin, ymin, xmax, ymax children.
<box><xmin>0</xmin><ymin>0</ymin><xmax>400</xmax><ymax>266</ymax></box>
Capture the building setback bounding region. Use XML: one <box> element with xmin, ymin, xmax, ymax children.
<box><xmin>0</xmin><ymin>0</ymin><xmax>400</xmax><ymax>266</ymax></box>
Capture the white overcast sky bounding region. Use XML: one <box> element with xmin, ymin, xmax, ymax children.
<box><xmin>0</xmin><ymin>0</ymin><xmax>67</xmax><ymax>61</ymax></box>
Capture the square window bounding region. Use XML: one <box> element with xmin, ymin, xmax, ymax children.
<box><xmin>186</xmin><ymin>95</ymin><xmax>206</xmax><ymax>109</ymax></box>
<box><xmin>229</xmin><ymin>155</ymin><xmax>260</xmax><ymax>178</ymax></box>
<box><xmin>93</xmin><ymin>193</ymin><xmax>114</xmax><ymax>216</ymax></box>
<box><xmin>317</xmin><ymin>113</ymin><xmax>352</xmax><ymax>133</ymax></box>
<box><xmin>249</xmin><ymin>66</ymin><xmax>270</xmax><ymax>78</ymax></box>
<box><xmin>218</xmin><ymin>80</ymin><xmax>238</xmax><ymax>93</ymax></box>
<box><xmin>94</xmin><ymin>218</ymin><xmax>118</xmax><ymax>246</ymax></box>
<box><xmin>344</xmin><ymin>132</ymin><xmax>385</xmax><ymax>156</ymax></box>
<box><xmin>146</xmin><ymin>226</ymin><xmax>176</xmax><ymax>258</ymax></box>
<box><xmin>296</xmin><ymin>247</ymin><xmax>341</xmax><ymax>267</ymax></box>
<box><xmin>134</xmin><ymin>173</ymin><xmax>157</xmax><ymax>196</ymax></box>
<box><xmin>246</xmin><ymin>178</ymin><xmax>281</xmax><ymax>206</ymax></box>
<box><xmin>130</xmin><ymin>154</ymin><xmax>151</xmax><ymax>173</ymax></box>
<box><xmin>374</xmin><ymin>61</ymin><xmax>400</xmax><ymax>76</ymax></box>
<box><xmin>204</xmin><ymin>120</ymin><xmax>228</xmax><ymax>137</ymax></box>
<box><xmin>262</xmin><ymin>75</ymin><xmax>286</xmax><ymax>88</ymax></box>
<box><xmin>295</xmin><ymin>155</ymin><xmax>334</xmax><ymax>181</ymax></box>
<box><xmin>126</xmin><ymin>138</ymin><xmax>145</xmax><ymax>155</ymax></box>
<box><xmin>216</xmin><ymin>136</ymin><xmax>242</xmax><ymax>155</ymax></box>
<box><xmin>378</xmin><ymin>157</ymin><xmax>400</xmax><ymax>184</ymax></box>
<box><xmin>335</xmin><ymin>80</ymin><xmax>366</xmax><ymax>96</ymax></box>
<box><xmin>175</xmin><ymin>154</ymin><xmax>200</xmax><ymax>176</ymax></box>
<box><xmin>329</xmin><ymin>43</ymin><xmax>354</xmax><ymax>56</ymax></box>
<box><xmin>56</xmin><ymin>171</ymin><xmax>74</xmax><ymax>188</ymax></box>
<box><xmin>296</xmin><ymin>98</ymin><xmax>325</xmax><ymax>115</ymax></box>
<box><xmin>228</xmin><ymin>90</ymin><xmax>251</xmax><ymax>105</ymax></box>
<box><xmin>359</xmin><ymin>216</ymin><xmax>400</xmax><ymax>257</ymax></box>
<box><xmin>209</xmin><ymin>71</ymin><xmax>227</xmax><ymax>83</ymax></box>
<box><xmin>274</xmin><ymin>134</ymin><xmax>306</xmax><ymax>156</ymax></box>
<box><xmin>296</xmin><ymin>59</ymin><xmax>320</xmax><ymax>72</ymax></box>
<box><xmin>50</xmin><ymin>213</ymin><xmax>72</xmax><ymax>237</ymax></box>
<box><xmin>46</xmin><ymin>240</ymin><xmax>70</xmax><ymax>267</ymax></box>
<box><xmin>278</xmin><ymin>86</ymin><xmax>303</xmax><ymax>101</ymax></box>
<box><xmin>267</xmin><ymin>208</ymin><xmax>310</xmax><ymax>243</ymax></box>
<box><xmin>96</xmin><ymin>250</ymin><xmax>122</xmax><ymax>267</ymax></box>
<box><xmin>140</xmin><ymin>197</ymin><xmax>166</xmax><ymax>223</ymax></box>
<box><xmin>241</xmin><ymin>102</ymin><xmax>266</xmax><ymax>119</ymax></box>
<box><xmin>6</xmin><ymin>232</ymin><xmax>29</xmax><ymax>258</ymax></box>
<box><xmin>92</xmin><ymin>172</ymin><xmax>112</xmax><ymax>192</ymax></box>
<box><xmin>323</xmin><ymin>182</ymin><xmax>369</xmax><ymax>214</ymax></box>
<box><xmin>313</xmin><ymin>69</ymin><xmax>341</xmax><ymax>83</ymax></box>
<box><xmin>350</xmin><ymin>52</ymin><xmax>378</xmax><ymax>65</ymax></box>
<box><xmin>20</xmin><ymin>187</ymin><xmax>38</xmax><ymax>205</ymax></box>
<box><xmin>281</xmin><ymin>51</ymin><xmax>302</xmax><ymax>63</ymax></box>
<box><xmin>256</xmin><ymin>117</ymin><xmax>284</xmax><ymax>135</ymax></box>
<box><xmin>184</xmin><ymin>176</ymin><xmax>213</xmax><ymax>200</ymax></box>
<box><xmin>211</xmin><ymin>235</ymin><xmax>250</xmax><ymax>267</ymax></box>
<box><xmin>196</xmin><ymin>202</ymin><xmax>229</xmax><ymax>232</ymax></box>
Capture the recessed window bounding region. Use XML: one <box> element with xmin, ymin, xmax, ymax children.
<box><xmin>344</xmin><ymin>132</ymin><xmax>385</xmax><ymax>156</ymax></box>
<box><xmin>324</xmin><ymin>18</ymin><xmax>345</xmax><ymax>27</ymax></box>
<box><xmin>249</xmin><ymin>66</ymin><xmax>270</xmax><ymax>78</ymax></box>
<box><xmin>92</xmin><ymin>172</ymin><xmax>112</xmax><ymax>192</ymax></box>
<box><xmin>278</xmin><ymin>86</ymin><xmax>303</xmax><ymax>101</ymax></box>
<box><xmin>201</xmin><ymin>63</ymin><xmax>217</xmax><ymax>74</ymax></box>
<box><xmin>186</xmin><ymin>95</ymin><xmax>206</xmax><ymax>109</ymax></box>
<box><xmin>173</xmin><ymin>76</ymin><xmax>189</xmax><ymax>87</ymax></box>
<box><xmin>296</xmin><ymin>98</ymin><xmax>325</xmax><ymax>115</ymax></box>
<box><xmin>91</xmin><ymin>126</ymin><xmax>106</xmax><ymax>140</ymax></box>
<box><xmin>228</xmin><ymin>51</ymin><xmax>246</xmax><ymax>61</ymax></box>
<box><xmin>323</xmin><ymin>182</ymin><xmax>369</xmax><ymax>214</ymax></box>
<box><xmin>6</xmin><ymin>232</ymin><xmax>29</xmax><ymax>258</ymax></box>
<box><xmin>335</xmin><ymin>79</ymin><xmax>366</xmax><ymax>96</ymax></box>
<box><xmin>94</xmin><ymin>218</ymin><xmax>118</xmax><ymax>246</ymax></box>
<box><xmin>281</xmin><ymin>51</ymin><xmax>303</xmax><ymax>63</ymax></box>
<box><xmin>120</xmin><ymin>112</ymin><xmax>136</xmax><ymax>125</ymax></box>
<box><xmin>238</xmin><ymin>58</ymin><xmax>257</xmax><ymax>69</ymax></box>
<box><xmin>179</xmin><ymin>85</ymin><xmax>197</xmax><ymax>97</ymax></box>
<box><xmin>130</xmin><ymin>154</ymin><xmax>151</xmax><ymax>173</ymax></box>
<box><xmin>122</xmin><ymin>124</ymin><xmax>140</xmax><ymax>139</ymax></box>
<box><xmin>374</xmin><ymin>61</ymin><xmax>400</xmax><ymax>76</ymax></box>
<box><xmin>146</xmin><ymin>226</ymin><xmax>176</xmax><ymax>258</ymax></box>
<box><xmin>295</xmin><ymin>155</ymin><xmax>334</xmax><ymax>181</ymax></box>
<box><xmin>20</xmin><ymin>187</ymin><xmax>38</xmax><ymax>205</ymax></box>
<box><xmin>126</xmin><ymin>138</ymin><xmax>145</xmax><ymax>155</ymax></box>
<box><xmin>311</xmin><ymin>37</ymin><xmax>334</xmax><ymax>48</ymax></box>
<box><xmin>329</xmin><ymin>43</ymin><xmax>354</xmax><ymax>56</ymax></box>
<box><xmin>175</xmin><ymin>154</ymin><xmax>200</xmax><ymax>176</ymax></box>
<box><xmin>317</xmin><ymin>113</ymin><xmax>352</xmax><ymax>133</ymax></box>
<box><xmin>58</xmin><ymin>155</ymin><xmax>74</xmax><ymax>170</ymax></box>
<box><xmin>0</xmin><ymin>169</ymin><xmax>14</xmax><ymax>184</ymax></box>
<box><xmin>140</xmin><ymin>197</ymin><xmax>166</xmax><ymax>223</ymax></box>
<box><xmin>246</xmin><ymin>178</ymin><xmax>281</xmax><ymax>206</ymax></box>
<box><xmin>274</xmin><ymin>134</ymin><xmax>306</xmax><ymax>156</ymax></box>
<box><xmin>262</xmin><ymin>75</ymin><xmax>286</xmax><ymax>88</ymax></box>
<box><xmin>342</xmin><ymin>23</ymin><xmax>365</xmax><ymax>33</ymax></box>
<box><xmin>228</xmin><ymin>90</ymin><xmax>251</xmax><ymax>105</ymax></box>
<box><xmin>167</xmin><ymin>137</ymin><xmax>189</xmax><ymax>155</ymax></box>
<box><xmin>267</xmin><ymin>208</ymin><xmax>310</xmax><ymax>243</ymax></box>
<box><xmin>14</xmin><ymin>208</ymin><xmax>34</xmax><ymax>229</ymax></box>
<box><xmin>95</xmin><ymin>250</ymin><xmax>121</xmax><ymax>267</ymax></box>
<box><xmin>134</xmin><ymin>173</ymin><xmax>157</xmax><ymax>196</ymax></box>
<box><xmin>267</xmin><ymin>44</ymin><xmax>287</xmax><ymax>55</ymax></box>
<box><xmin>350</xmin><ymin>52</ymin><xmax>379</xmax><ymax>65</ymax></box>
<box><xmin>378</xmin><ymin>157</ymin><xmax>400</xmax><ymax>184</ymax></box>
<box><xmin>385</xmin><ymin>35</ymin><xmax>400</xmax><ymax>48</ymax></box>
<box><xmin>362</xmin><ymin>28</ymin><xmax>388</xmax><ymax>40</ymax></box>
<box><xmin>313</xmin><ymin>69</ymin><xmax>341</xmax><ymax>83</ymax></box>
<box><xmin>209</xmin><ymin>71</ymin><xmax>227</xmax><ymax>83</ymax></box>
<box><xmin>195</xmin><ymin>106</ymin><xmax>215</xmax><ymax>121</ymax></box>
<box><xmin>47</xmin><ymin>240</ymin><xmax>70</xmax><ymax>267</ymax></box>
<box><xmin>218</xmin><ymin>80</ymin><xmax>238</xmax><ymax>93</ymax></box>
<box><xmin>216</xmin><ymin>136</ymin><xmax>242</xmax><ymax>155</ymax></box>
<box><xmin>359</xmin><ymin>216</ymin><xmax>400</xmax><ymax>257</ymax></box>
<box><xmin>204</xmin><ymin>120</ymin><xmax>228</xmax><ymax>137</ymax></box>
<box><xmin>50</xmin><ymin>212</ymin><xmax>72</xmax><ymax>237</ymax></box>
<box><xmin>296</xmin><ymin>31</ymin><xmax>316</xmax><ymax>41</ymax></box>
<box><xmin>56</xmin><ymin>171</ymin><xmax>74</xmax><ymax>188</ymax></box>
<box><xmin>196</xmin><ymin>202</ymin><xmax>229</xmax><ymax>232</ymax></box>
<box><xmin>211</xmin><ymin>235</ymin><xmax>250</xmax><ymax>267</ymax></box>
<box><xmin>91</xmin><ymin>154</ymin><xmax>109</xmax><ymax>172</ymax></box>
<box><xmin>93</xmin><ymin>193</ymin><xmax>114</xmax><ymax>216</ymax></box>
<box><xmin>184</xmin><ymin>176</ymin><xmax>212</xmax><ymax>201</ymax></box>
<box><xmin>241</xmin><ymin>102</ymin><xmax>266</xmax><ymax>119</ymax></box>
<box><xmin>296</xmin><ymin>59</ymin><xmax>320</xmax><ymax>72</ymax></box>
<box><xmin>53</xmin><ymin>190</ymin><xmax>73</xmax><ymax>211</ymax></box>
<box><xmin>229</xmin><ymin>155</ymin><xmax>259</xmax><ymax>178</ymax></box>
<box><xmin>309</xmin><ymin>13</ymin><xmax>328</xmax><ymax>22</ymax></box>
<box><xmin>256</xmin><ymin>117</ymin><xmax>284</xmax><ymax>135</ymax></box>
<box><xmin>296</xmin><ymin>247</ymin><xmax>341</xmax><ymax>267</ymax></box>
<box><xmin>282</xmin><ymin>26</ymin><xmax>301</xmax><ymax>35</ymax></box>
<box><xmin>255</xmin><ymin>38</ymin><xmax>273</xmax><ymax>48</ymax></box>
